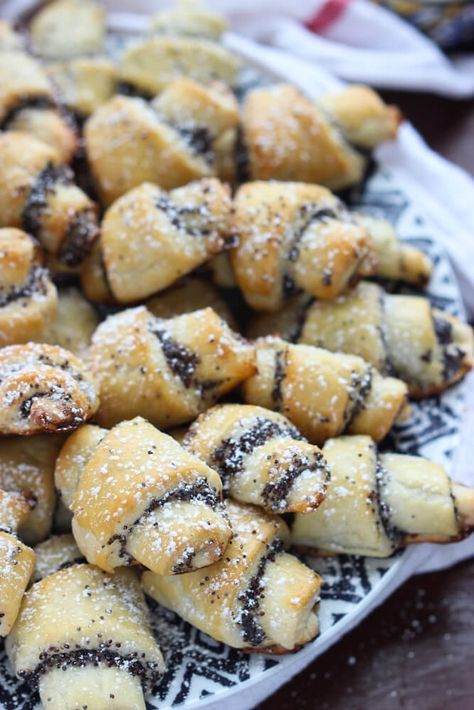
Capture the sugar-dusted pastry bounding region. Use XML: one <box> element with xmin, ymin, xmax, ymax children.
<box><xmin>119</xmin><ymin>36</ymin><xmax>239</xmax><ymax>97</ymax></box>
<box><xmin>88</xmin><ymin>306</ymin><xmax>255</xmax><ymax>428</ymax></box>
<box><xmin>151</xmin><ymin>2</ymin><xmax>227</xmax><ymax>40</ymax></box>
<box><xmin>292</xmin><ymin>435</ymin><xmax>474</xmax><ymax>557</ymax></box>
<box><xmin>7</xmin><ymin>564</ymin><xmax>165</xmax><ymax>709</ymax></box>
<box><xmin>232</xmin><ymin>181</ymin><xmax>378</xmax><ymax>310</ymax></box>
<box><xmin>29</xmin><ymin>0</ymin><xmax>106</xmax><ymax>59</ymax></box>
<box><xmin>47</xmin><ymin>57</ymin><xmax>118</xmax><ymax>118</ymax></box>
<box><xmin>143</xmin><ymin>500</ymin><xmax>322</xmax><ymax>653</ymax></box>
<box><xmin>146</xmin><ymin>276</ymin><xmax>237</xmax><ymax>327</ymax></box>
<box><xmin>52</xmin><ymin>287</ymin><xmax>99</xmax><ymax>357</ymax></box>
<box><xmin>0</xmin><ymin>51</ymin><xmax>77</xmax><ymax>162</ymax></box>
<box><xmin>0</xmin><ymin>132</ymin><xmax>99</xmax><ymax>267</ymax></box>
<box><xmin>0</xmin><ymin>489</ymin><xmax>36</xmax><ymax>636</ymax></box>
<box><xmin>55</xmin><ymin>417</ymin><xmax>232</xmax><ymax>574</ymax></box>
<box><xmin>0</xmin><ymin>228</ymin><xmax>57</xmax><ymax>347</ymax></box>
<box><xmin>32</xmin><ymin>534</ymin><xmax>85</xmax><ymax>582</ymax></box>
<box><xmin>318</xmin><ymin>85</ymin><xmax>402</xmax><ymax>150</ymax></box>
<box><xmin>243</xmin><ymin>338</ymin><xmax>408</xmax><ymax>444</ymax></box>
<box><xmin>248</xmin><ymin>281</ymin><xmax>474</xmax><ymax>397</ymax></box>
<box><xmin>241</xmin><ymin>85</ymin><xmax>365</xmax><ymax>190</ymax></box>
<box><xmin>0</xmin><ymin>435</ymin><xmax>64</xmax><ymax>544</ymax></box>
<box><xmin>184</xmin><ymin>404</ymin><xmax>330</xmax><ymax>513</ymax></box>
<box><xmin>0</xmin><ymin>342</ymin><xmax>99</xmax><ymax>435</ymax></box>
<box><xmin>84</xmin><ymin>178</ymin><xmax>232</xmax><ymax>303</ymax></box>
<box><xmin>0</xmin><ymin>20</ymin><xmax>23</xmax><ymax>51</ymax></box>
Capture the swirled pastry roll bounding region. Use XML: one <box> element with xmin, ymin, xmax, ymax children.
<box><xmin>84</xmin><ymin>178</ymin><xmax>232</xmax><ymax>303</ymax></box>
<box><xmin>151</xmin><ymin>3</ymin><xmax>227</xmax><ymax>40</ymax></box>
<box><xmin>0</xmin><ymin>21</ymin><xmax>23</xmax><ymax>51</ymax></box>
<box><xmin>241</xmin><ymin>85</ymin><xmax>365</xmax><ymax>190</ymax></box>
<box><xmin>0</xmin><ymin>51</ymin><xmax>77</xmax><ymax>162</ymax></box>
<box><xmin>32</xmin><ymin>534</ymin><xmax>85</xmax><ymax>582</ymax></box>
<box><xmin>0</xmin><ymin>489</ymin><xmax>36</xmax><ymax>636</ymax></box>
<box><xmin>0</xmin><ymin>228</ymin><xmax>57</xmax><ymax>347</ymax></box>
<box><xmin>146</xmin><ymin>276</ymin><xmax>237</xmax><ymax>328</ymax></box>
<box><xmin>242</xmin><ymin>338</ymin><xmax>408</xmax><ymax>445</ymax></box>
<box><xmin>47</xmin><ymin>58</ymin><xmax>118</xmax><ymax>118</ymax></box>
<box><xmin>0</xmin><ymin>435</ymin><xmax>63</xmax><ymax>544</ymax></box>
<box><xmin>292</xmin><ymin>435</ymin><xmax>474</xmax><ymax>556</ymax></box>
<box><xmin>231</xmin><ymin>181</ymin><xmax>378</xmax><ymax>310</ymax></box>
<box><xmin>0</xmin><ymin>132</ymin><xmax>99</xmax><ymax>267</ymax></box>
<box><xmin>55</xmin><ymin>417</ymin><xmax>232</xmax><ymax>574</ymax></box>
<box><xmin>248</xmin><ymin>282</ymin><xmax>474</xmax><ymax>397</ymax></box>
<box><xmin>7</xmin><ymin>564</ymin><xmax>164</xmax><ymax>709</ymax></box>
<box><xmin>119</xmin><ymin>36</ymin><xmax>239</xmax><ymax>97</ymax></box>
<box><xmin>143</xmin><ymin>500</ymin><xmax>322</xmax><ymax>653</ymax></box>
<box><xmin>88</xmin><ymin>306</ymin><xmax>255</xmax><ymax>428</ymax></box>
<box><xmin>52</xmin><ymin>287</ymin><xmax>99</xmax><ymax>357</ymax></box>
<box><xmin>29</xmin><ymin>0</ymin><xmax>106</xmax><ymax>60</ymax></box>
<box><xmin>318</xmin><ymin>85</ymin><xmax>402</xmax><ymax>150</ymax></box>
<box><xmin>0</xmin><ymin>343</ymin><xmax>99</xmax><ymax>435</ymax></box>
<box><xmin>184</xmin><ymin>404</ymin><xmax>330</xmax><ymax>513</ymax></box>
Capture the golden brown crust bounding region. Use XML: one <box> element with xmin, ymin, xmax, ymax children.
<box><xmin>29</xmin><ymin>0</ymin><xmax>106</xmax><ymax>60</ymax></box>
<box><xmin>47</xmin><ymin>58</ymin><xmax>118</xmax><ymax>117</ymax></box>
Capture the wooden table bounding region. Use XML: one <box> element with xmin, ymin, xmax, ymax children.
<box><xmin>261</xmin><ymin>92</ymin><xmax>474</xmax><ymax>710</ymax></box>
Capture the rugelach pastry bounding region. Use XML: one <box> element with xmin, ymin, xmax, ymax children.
<box><xmin>292</xmin><ymin>435</ymin><xmax>474</xmax><ymax>556</ymax></box>
<box><xmin>32</xmin><ymin>533</ymin><xmax>84</xmax><ymax>583</ymax></box>
<box><xmin>142</xmin><ymin>500</ymin><xmax>322</xmax><ymax>653</ymax></box>
<box><xmin>150</xmin><ymin>3</ymin><xmax>227</xmax><ymax>40</ymax></box>
<box><xmin>7</xmin><ymin>564</ymin><xmax>164</xmax><ymax>709</ymax></box>
<box><xmin>146</xmin><ymin>276</ymin><xmax>237</xmax><ymax>327</ymax></box>
<box><xmin>54</xmin><ymin>416</ymin><xmax>232</xmax><ymax>574</ymax></box>
<box><xmin>87</xmin><ymin>306</ymin><xmax>255</xmax><ymax>428</ymax></box>
<box><xmin>29</xmin><ymin>0</ymin><xmax>106</xmax><ymax>60</ymax></box>
<box><xmin>243</xmin><ymin>337</ymin><xmax>409</xmax><ymax>444</ymax></box>
<box><xmin>47</xmin><ymin>57</ymin><xmax>118</xmax><ymax>118</ymax></box>
<box><xmin>52</xmin><ymin>287</ymin><xmax>99</xmax><ymax>357</ymax></box>
<box><xmin>184</xmin><ymin>404</ymin><xmax>330</xmax><ymax>512</ymax></box>
<box><xmin>0</xmin><ymin>342</ymin><xmax>99</xmax><ymax>435</ymax></box>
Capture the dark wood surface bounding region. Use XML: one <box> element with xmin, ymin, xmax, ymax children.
<box><xmin>260</xmin><ymin>92</ymin><xmax>474</xmax><ymax>710</ymax></box>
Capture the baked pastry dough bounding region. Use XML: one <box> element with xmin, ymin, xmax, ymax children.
<box><xmin>47</xmin><ymin>58</ymin><xmax>118</xmax><ymax>118</ymax></box>
<box><xmin>0</xmin><ymin>435</ymin><xmax>63</xmax><ymax>544</ymax></box>
<box><xmin>84</xmin><ymin>178</ymin><xmax>232</xmax><ymax>303</ymax></box>
<box><xmin>29</xmin><ymin>0</ymin><xmax>106</xmax><ymax>59</ymax></box>
<box><xmin>151</xmin><ymin>3</ymin><xmax>227</xmax><ymax>40</ymax></box>
<box><xmin>143</xmin><ymin>500</ymin><xmax>322</xmax><ymax>653</ymax></box>
<box><xmin>0</xmin><ymin>51</ymin><xmax>77</xmax><ymax>163</ymax></box>
<box><xmin>119</xmin><ymin>36</ymin><xmax>239</xmax><ymax>97</ymax></box>
<box><xmin>318</xmin><ymin>85</ymin><xmax>402</xmax><ymax>150</ymax></box>
<box><xmin>0</xmin><ymin>21</ymin><xmax>23</xmax><ymax>51</ymax></box>
<box><xmin>0</xmin><ymin>132</ymin><xmax>99</xmax><ymax>267</ymax></box>
<box><xmin>248</xmin><ymin>281</ymin><xmax>474</xmax><ymax>397</ymax></box>
<box><xmin>0</xmin><ymin>342</ymin><xmax>99</xmax><ymax>435</ymax></box>
<box><xmin>0</xmin><ymin>228</ymin><xmax>57</xmax><ymax>347</ymax></box>
<box><xmin>55</xmin><ymin>416</ymin><xmax>232</xmax><ymax>574</ymax></box>
<box><xmin>241</xmin><ymin>85</ymin><xmax>365</xmax><ymax>190</ymax></box>
<box><xmin>32</xmin><ymin>533</ymin><xmax>84</xmax><ymax>582</ymax></box>
<box><xmin>0</xmin><ymin>489</ymin><xmax>36</xmax><ymax>636</ymax></box>
<box><xmin>52</xmin><ymin>287</ymin><xmax>99</xmax><ymax>357</ymax></box>
<box><xmin>7</xmin><ymin>564</ymin><xmax>165</xmax><ymax>709</ymax></box>
<box><xmin>146</xmin><ymin>276</ymin><xmax>236</xmax><ymax>327</ymax></box>
<box><xmin>242</xmin><ymin>337</ymin><xmax>408</xmax><ymax>444</ymax></box>
<box><xmin>184</xmin><ymin>404</ymin><xmax>330</xmax><ymax>513</ymax></box>
<box><xmin>232</xmin><ymin>181</ymin><xmax>378</xmax><ymax>310</ymax></box>
<box><xmin>88</xmin><ymin>306</ymin><xmax>255</xmax><ymax>428</ymax></box>
<box><xmin>292</xmin><ymin>435</ymin><xmax>474</xmax><ymax>556</ymax></box>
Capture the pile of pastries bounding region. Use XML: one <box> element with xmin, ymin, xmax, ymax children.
<box><xmin>0</xmin><ymin>1</ymin><xmax>473</xmax><ymax>708</ymax></box>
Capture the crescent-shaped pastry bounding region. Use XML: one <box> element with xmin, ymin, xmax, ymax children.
<box><xmin>143</xmin><ymin>500</ymin><xmax>322</xmax><ymax>653</ymax></box>
<box><xmin>47</xmin><ymin>58</ymin><xmax>118</xmax><ymax>118</ymax></box>
<box><xmin>0</xmin><ymin>342</ymin><xmax>99</xmax><ymax>435</ymax></box>
<box><xmin>0</xmin><ymin>489</ymin><xmax>36</xmax><ymax>636</ymax></box>
<box><xmin>52</xmin><ymin>287</ymin><xmax>99</xmax><ymax>358</ymax></box>
<box><xmin>29</xmin><ymin>0</ymin><xmax>106</xmax><ymax>60</ymax></box>
<box><xmin>150</xmin><ymin>4</ymin><xmax>227</xmax><ymax>40</ymax></box>
<box><xmin>0</xmin><ymin>228</ymin><xmax>57</xmax><ymax>347</ymax></box>
<box><xmin>32</xmin><ymin>533</ymin><xmax>85</xmax><ymax>583</ymax></box>
<box><xmin>54</xmin><ymin>417</ymin><xmax>232</xmax><ymax>574</ymax></box>
<box><xmin>0</xmin><ymin>132</ymin><xmax>99</xmax><ymax>267</ymax></box>
<box><xmin>0</xmin><ymin>51</ymin><xmax>77</xmax><ymax>162</ymax></box>
<box><xmin>7</xmin><ymin>564</ymin><xmax>164</xmax><ymax>709</ymax></box>
<box><xmin>248</xmin><ymin>281</ymin><xmax>474</xmax><ymax>397</ymax></box>
<box><xmin>83</xmin><ymin>178</ymin><xmax>232</xmax><ymax>303</ymax></box>
<box><xmin>119</xmin><ymin>36</ymin><xmax>239</xmax><ymax>97</ymax></box>
<box><xmin>231</xmin><ymin>181</ymin><xmax>378</xmax><ymax>310</ymax></box>
<box><xmin>184</xmin><ymin>404</ymin><xmax>330</xmax><ymax>513</ymax></box>
<box><xmin>241</xmin><ymin>85</ymin><xmax>365</xmax><ymax>190</ymax></box>
<box><xmin>0</xmin><ymin>435</ymin><xmax>63</xmax><ymax>544</ymax></box>
<box><xmin>292</xmin><ymin>435</ymin><xmax>474</xmax><ymax>557</ymax></box>
<box><xmin>242</xmin><ymin>337</ymin><xmax>409</xmax><ymax>444</ymax></box>
<box><xmin>87</xmin><ymin>306</ymin><xmax>255</xmax><ymax>428</ymax></box>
